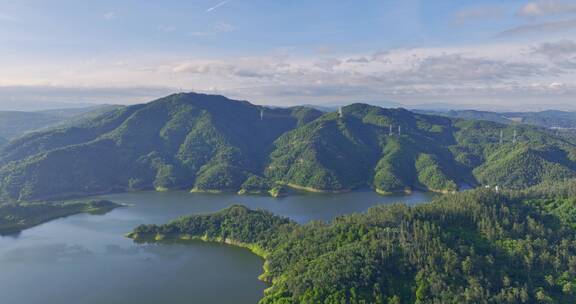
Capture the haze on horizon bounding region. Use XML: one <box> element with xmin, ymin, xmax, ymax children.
<box><xmin>1</xmin><ymin>0</ymin><xmax>576</xmax><ymax>111</ymax></box>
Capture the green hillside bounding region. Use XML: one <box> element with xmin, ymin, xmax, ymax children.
<box><xmin>0</xmin><ymin>92</ymin><xmax>575</xmax><ymax>201</ymax></box>
<box><xmin>0</xmin><ymin>93</ymin><xmax>322</xmax><ymax>201</ymax></box>
<box><xmin>129</xmin><ymin>181</ymin><xmax>576</xmax><ymax>303</ymax></box>
<box><xmin>266</xmin><ymin>104</ymin><xmax>576</xmax><ymax>194</ymax></box>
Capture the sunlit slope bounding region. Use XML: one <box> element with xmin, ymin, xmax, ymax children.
<box><xmin>268</xmin><ymin>104</ymin><xmax>576</xmax><ymax>193</ymax></box>
<box><xmin>0</xmin><ymin>93</ymin><xmax>575</xmax><ymax>201</ymax></box>
<box><xmin>0</xmin><ymin>93</ymin><xmax>321</xmax><ymax>200</ymax></box>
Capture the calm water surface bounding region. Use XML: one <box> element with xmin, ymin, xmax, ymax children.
<box><xmin>0</xmin><ymin>190</ymin><xmax>435</xmax><ymax>304</ymax></box>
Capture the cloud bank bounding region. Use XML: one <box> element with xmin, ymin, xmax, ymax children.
<box><xmin>2</xmin><ymin>39</ymin><xmax>576</xmax><ymax>110</ymax></box>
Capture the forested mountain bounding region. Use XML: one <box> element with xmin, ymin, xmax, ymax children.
<box><xmin>1</xmin><ymin>92</ymin><xmax>576</xmax><ymax>201</ymax></box>
<box><xmin>129</xmin><ymin>180</ymin><xmax>576</xmax><ymax>303</ymax></box>
<box><xmin>0</xmin><ymin>93</ymin><xmax>322</xmax><ymax>201</ymax></box>
<box><xmin>419</xmin><ymin>109</ymin><xmax>576</xmax><ymax>129</ymax></box>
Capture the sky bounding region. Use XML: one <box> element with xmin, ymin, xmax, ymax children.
<box><xmin>1</xmin><ymin>0</ymin><xmax>576</xmax><ymax>110</ymax></box>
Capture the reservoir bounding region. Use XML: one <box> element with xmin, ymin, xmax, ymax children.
<box><xmin>0</xmin><ymin>190</ymin><xmax>434</xmax><ymax>304</ymax></box>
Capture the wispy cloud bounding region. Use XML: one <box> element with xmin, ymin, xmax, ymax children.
<box><xmin>518</xmin><ymin>1</ymin><xmax>576</xmax><ymax>17</ymax></box>
<box><xmin>103</xmin><ymin>11</ymin><xmax>117</xmax><ymax>20</ymax></box>
<box><xmin>206</xmin><ymin>1</ymin><xmax>230</xmax><ymax>13</ymax></box>
<box><xmin>498</xmin><ymin>18</ymin><xmax>576</xmax><ymax>36</ymax></box>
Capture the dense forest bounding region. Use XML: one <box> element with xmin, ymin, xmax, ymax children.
<box><xmin>0</xmin><ymin>199</ymin><xmax>120</xmax><ymax>235</ymax></box>
<box><xmin>1</xmin><ymin>93</ymin><xmax>576</xmax><ymax>201</ymax></box>
<box><xmin>130</xmin><ymin>180</ymin><xmax>576</xmax><ymax>303</ymax></box>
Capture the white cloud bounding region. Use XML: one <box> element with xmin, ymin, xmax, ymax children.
<box><xmin>189</xmin><ymin>23</ymin><xmax>235</xmax><ymax>36</ymax></box>
<box><xmin>3</xmin><ymin>40</ymin><xmax>576</xmax><ymax>108</ymax></box>
<box><xmin>189</xmin><ymin>31</ymin><xmax>211</xmax><ymax>37</ymax></box>
<box><xmin>157</xmin><ymin>25</ymin><xmax>176</xmax><ymax>33</ymax></box>
<box><xmin>518</xmin><ymin>0</ymin><xmax>576</xmax><ymax>17</ymax></box>
<box><xmin>532</xmin><ymin>39</ymin><xmax>576</xmax><ymax>58</ymax></box>
<box><xmin>214</xmin><ymin>23</ymin><xmax>235</xmax><ymax>33</ymax></box>
<box><xmin>103</xmin><ymin>12</ymin><xmax>117</xmax><ymax>20</ymax></box>
<box><xmin>206</xmin><ymin>1</ymin><xmax>230</xmax><ymax>13</ymax></box>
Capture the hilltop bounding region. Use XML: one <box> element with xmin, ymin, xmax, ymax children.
<box><xmin>0</xmin><ymin>92</ymin><xmax>575</xmax><ymax>201</ymax></box>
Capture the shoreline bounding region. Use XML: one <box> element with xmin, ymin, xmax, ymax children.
<box><xmin>20</xmin><ymin>181</ymin><xmax>459</xmax><ymax>203</ymax></box>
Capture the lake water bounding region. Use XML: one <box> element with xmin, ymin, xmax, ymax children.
<box><xmin>0</xmin><ymin>190</ymin><xmax>435</xmax><ymax>304</ymax></box>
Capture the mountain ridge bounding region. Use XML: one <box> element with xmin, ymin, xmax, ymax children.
<box><xmin>1</xmin><ymin>92</ymin><xmax>575</xmax><ymax>202</ymax></box>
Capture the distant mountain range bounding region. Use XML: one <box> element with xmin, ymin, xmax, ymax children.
<box><xmin>0</xmin><ymin>100</ymin><xmax>102</xmax><ymax>112</ymax></box>
<box><xmin>417</xmin><ymin>109</ymin><xmax>576</xmax><ymax>129</ymax></box>
<box><xmin>304</xmin><ymin>104</ymin><xmax>576</xmax><ymax>129</ymax></box>
<box><xmin>0</xmin><ymin>105</ymin><xmax>122</xmax><ymax>140</ymax></box>
<box><xmin>0</xmin><ymin>92</ymin><xmax>575</xmax><ymax>201</ymax></box>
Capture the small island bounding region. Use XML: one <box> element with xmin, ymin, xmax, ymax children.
<box><xmin>0</xmin><ymin>199</ymin><xmax>122</xmax><ymax>235</ymax></box>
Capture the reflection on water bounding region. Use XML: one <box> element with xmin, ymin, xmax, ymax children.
<box><xmin>0</xmin><ymin>190</ymin><xmax>435</xmax><ymax>304</ymax></box>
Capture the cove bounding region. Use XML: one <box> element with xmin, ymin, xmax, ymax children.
<box><xmin>0</xmin><ymin>190</ymin><xmax>435</xmax><ymax>304</ymax></box>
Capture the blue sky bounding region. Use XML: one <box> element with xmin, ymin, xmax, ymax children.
<box><xmin>1</xmin><ymin>0</ymin><xmax>576</xmax><ymax>110</ymax></box>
